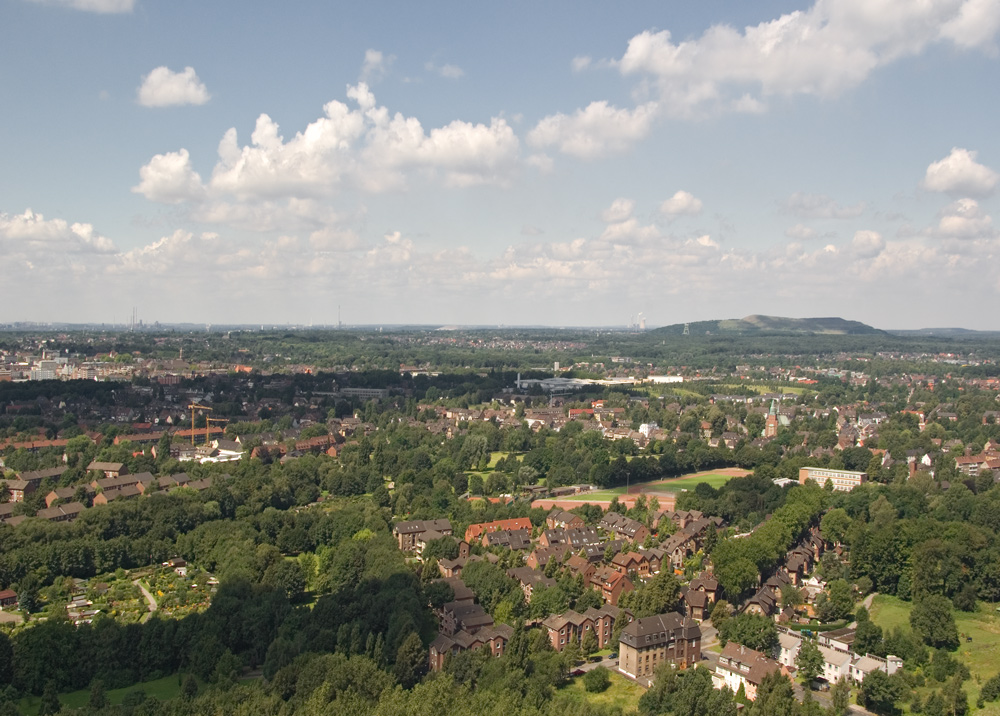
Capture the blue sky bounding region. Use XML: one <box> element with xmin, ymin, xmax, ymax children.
<box><xmin>3</xmin><ymin>0</ymin><xmax>1000</xmax><ymax>329</ymax></box>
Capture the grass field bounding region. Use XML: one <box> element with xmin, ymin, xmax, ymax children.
<box><xmin>18</xmin><ymin>674</ymin><xmax>189</xmax><ymax>715</ymax></box>
<box><xmin>557</xmin><ymin>473</ymin><xmax>737</xmax><ymax>501</ymax></box>
<box><xmin>555</xmin><ymin>670</ymin><xmax>645</xmax><ymax>711</ymax></box>
<box><xmin>869</xmin><ymin>595</ymin><xmax>1000</xmax><ymax>714</ymax></box>
<box><xmin>647</xmin><ymin>474</ymin><xmax>735</xmax><ymax>492</ymax></box>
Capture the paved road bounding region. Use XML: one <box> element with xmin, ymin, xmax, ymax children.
<box><xmin>134</xmin><ymin>579</ymin><xmax>158</xmax><ymax>623</ymax></box>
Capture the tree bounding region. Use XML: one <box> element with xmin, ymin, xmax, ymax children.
<box><xmin>393</xmin><ymin>632</ymin><xmax>426</xmax><ymax>688</ymax></box>
<box><xmin>583</xmin><ymin>666</ymin><xmax>611</xmax><ymax>693</ymax></box>
<box><xmin>817</xmin><ymin>579</ymin><xmax>854</xmax><ymax>622</ymax></box>
<box><xmin>38</xmin><ymin>681</ymin><xmax>60</xmax><ymax>716</ymax></box>
<box><xmin>821</xmin><ymin>508</ymin><xmax>851</xmax><ymax>545</ymax></box>
<box><xmin>910</xmin><ymin>594</ymin><xmax>960</xmax><ymax>650</ymax></box>
<box><xmin>795</xmin><ymin>638</ymin><xmax>823</xmax><ymax>684</ymax></box>
<box><xmin>830</xmin><ymin>678</ymin><xmax>852</xmax><ymax>716</ymax></box>
<box><xmin>858</xmin><ymin>669</ymin><xmax>903</xmax><ymax>716</ymax></box>
<box><xmin>581</xmin><ymin>631</ymin><xmax>598</xmax><ymax>658</ymax></box>
<box><xmin>853</xmin><ymin>619</ymin><xmax>884</xmax><ymax>656</ymax></box>
<box><xmin>88</xmin><ymin>679</ymin><xmax>107</xmax><ymax>710</ymax></box>
<box><xmin>748</xmin><ymin>671</ymin><xmax>798</xmax><ymax>716</ymax></box>
<box><xmin>182</xmin><ymin>673</ymin><xmax>198</xmax><ymax>700</ymax></box>
<box><xmin>718</xmin><ymin>614</ymin><xmax>778</xmax><ymax>653</ymax></box>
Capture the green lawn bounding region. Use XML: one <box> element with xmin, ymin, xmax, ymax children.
<box><xmin>557</xmin><ymin>473</ymin><xmax>736</xmax><ymax>502</ymax></box>
<box><xmin>18</xmin><ymin>674</ymin><xmax>189</xmax><ymax>715</ymax></box>
<box><xmin>869</xmin><ymin>595</ymin><xmax>1000</xmax><ymax>712</ymax></box>
<box><xmin>555</xmin><ymin>670</ymin><xmax>645</xmax><ymax>711</ymax></box>
<box><xmin>647</xmin><ymin>474</ymin><xmax>735</xmax><ymax>492</ymax></box>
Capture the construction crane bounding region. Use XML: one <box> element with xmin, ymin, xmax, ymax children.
<box><xmin>187</xmin><ymin>403</ymin><xmax>212</xmax><ymax>446</ymax></box>
<box><xmin>206</xmin><ymin>416</ymin><xmax>229</xmax><ymax>445</ymax></box>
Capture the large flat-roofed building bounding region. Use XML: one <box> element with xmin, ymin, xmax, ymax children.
<box><xmin>798</xmin><ymin>467</ymin><xmax>866</xmax><ymax>492</ymax></box>
<box><xmin>618</xmin><ymin>611</ymin><xmax>701</xmax><ymax>680</ymax></box>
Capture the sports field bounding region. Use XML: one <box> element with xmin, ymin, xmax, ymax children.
<box><xmin>556</xmin><ymin>469</ymin><xmax>745</xmax><ymax>502</ymax></box>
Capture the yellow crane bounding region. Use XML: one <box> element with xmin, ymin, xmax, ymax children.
<box><xmin>187</xmin><ymin>403</ymin><xmax>212</xmax><ymax>446</ymax></box>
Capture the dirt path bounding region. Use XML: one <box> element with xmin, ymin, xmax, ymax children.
<box><xmin>134</xmin><ymin>579</ymin><xmax>158</xmax><ymax>623</ymax></box>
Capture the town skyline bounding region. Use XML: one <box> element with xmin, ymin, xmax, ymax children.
<box><xmin>3</xmin><ymin>0</ymin><xmax>1000</xmax><ymax>328</ymax></box>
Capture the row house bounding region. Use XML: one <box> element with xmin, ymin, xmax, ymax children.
<box><xmin>483</xmin><ymin>528</ymin><xmax>532</xmax><ymax>550</ymax></box>
<box><xmin>589</xmin><ymin>565</ymin><xmax>634</xmax><ymax>606</ymax></box>
<box><xmin>506</xmin><ymin>567</ymin><xmax>556</xmax><ymax>602</ymax></box>
<box><xmin>393</xmin><ymin>519</ymin><xmax>453</xmax><ymax>552</ymax></box>
<box><xmin>599</xmin><ymin>512</ymin><xmax>650</xmax><ymax>544</ymax></box>
<box><xmin>36</xmin><ymin>501</ymin><xmax>86</xmax><ymax>523</ymax></box>
<box><xmin>428</xmin><ymin>623</ymin><xmax>513</xmax><ymax>671</ymax></box>
<box><xmin>618</xmin><ymin>611</ymin><xmax>702</xmax><ymax>680</ymax></box>
<box><xmin>545</xmin><ymin>509</ymin><xmax>585</xmax><ymax>530</ymax></box>
<box><xmin>86</xmin><ymin>461</ymin><xmax>127</xmax><ymax>478</ymax></box>
<box><xmin>542</xmin><ymin>604</ymin><xmax>626</xmax><ymax>652</ymax></box>
<box><xmin>526</xmin><ymin>544</ymin><xmax>572</xmax><ymax>571</ymax></box>
<box><xmin>464</xmin><ymin>517</ymin><xmax>532</xmax><ymax>543</ymax></box>
<box><xmin>712</xmin><ymin>643</ymin><xmax>787</xmax><ymax>700</ymax></box>
<box><xmin>539</xmin><ymin>525</ymin><xmax>600</xmax><ymax>549</ymax></box>
<box><xmin>611</xmin><ymin>551</ymin><xmax>651</xmax><ymax>579</ymax></box>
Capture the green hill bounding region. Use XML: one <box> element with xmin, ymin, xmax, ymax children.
<box><xmin>651</xmin><ymin>315</ymin><xmax>884</xmax><ymax>336</ymax></box>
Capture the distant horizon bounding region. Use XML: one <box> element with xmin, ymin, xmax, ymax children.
<box><xmin>3</xmin><ymin>316</ymin><xmax>1000</xmax><ymax>335</ymax></box>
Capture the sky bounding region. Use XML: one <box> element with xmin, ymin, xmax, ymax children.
<box><xmin>3</xmin><ymin>0</ymin><xmax>1000</xmax><ymax>329</ymax></box>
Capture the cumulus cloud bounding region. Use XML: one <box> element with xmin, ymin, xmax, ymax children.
<box><xmin>923</xmin><ymin>147</ymin><xmax>999</xmax><ymax>196</ymax></box>
<box><xmin>935</xmin><ymin>198</ymin><xmax>996</xmax><ymax>239</ymax></box>
<box><xmin>137</xmin><ymin>66</ymin><xmax>210</xmax><ymax>107</ymax></box>
<box><xmin>135</xmin><ymin>82</ymin><xmax>520</xmax><ymax>212</ymax></box>
<box><xmin>660</xmin><ymin>190</ymin><xmax>703</xmax><ymax>216</ymax></box>
<box><xmin>613</xmin><ymin>0</ymin><xmax>1000</xmax><ymax>118</ymax></box>
<box><xmin>601</xmin><ymin>198</ymin><xmax>635</xmax><ymax>223</ymax></box>
<box><xmin>361</xmin><ymin>49</ymin><xmax>393</xmax><ymax>82</ymax></box>
<box><xmin>132</xmin><ymin>149</ymin><xmax>205</xmax><ymax>203</ymax></box>
<box><xmin>783</xmin><ymin>192</ymin><xmax>865</xmax><ymax>219</ymax></box>
<box><xmin>28</xmin><ymin>0</ymin><xmax>133</xmax><ymax>12</ymax></box>
<box><xmin>0</xmin><ymin>209</ymin><xmax>116</xmax><ymax>253</ymax></box>
<box><xmin>527</xmin><ymin>101</ymin><xmax>658</xmax><ymax>158</ymax></box>
<box><xmin>572</xmin><ymin>56</ymin><xmax>592</xmax><ymax>72</ymax></box>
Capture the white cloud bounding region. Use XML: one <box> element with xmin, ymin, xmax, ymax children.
<box><xmin>923</xmin><ymin>147</ymin><xmax>999</xmax><ymax>196</ymax></box>
<box><xmin>0</xmin><ymin>209</ymin><xmax>116</xmax><ymax>253</ymax></box>
<box><xmin>29</xmin><ymin>0</ymin><xmax>134</xmax><ymax>13</ymax></box>
<box><xmin>132</xmin><ymin>148</ymin><xmax>206</xmax><ymax>203</ymax></box>
<box><xmin>785</xmin><ymin>223</ymin><xmax>817</xmax><ymax>240</ymax></box>
<box><xmin>137</xmin><ymin>82</ymin><xmax>519</xmax><ymax>208</ymax></box>
<box><xmin>572</xmin><ymin>56</ymin><xmax>592</xmax><ymax>72</ymax></box>
<box><xmin>137</xmin><ymin>66</ymin><xmax>210</xmax><ymax>107</ymax></box>
<box><xmin>527</xmin><ymin>101</ymin><xmax>658</xmax><ymax>158</ymax></box>
<box><xmin>601</xmin><ymin>198</ymin><xmax>635</xmax><ymax>223</ymax></box>
<box><xmin>935</xmin><ymin>198</ymin><xmax>996</xmax><ymax>238</ymax></box>
<box><xmin>362</xmin><ymin>49</ymin><xmax>393</xmax><ymax>82</ymax></box>
<box><xmin>660</xmin><ymin>190</ymin><xmax>703</xmax><ymax>216</ymax></box>
<box><xmin>614</xmin><ymin>0</ymin><xmax>1000</xmax><ymax>117</ymax></box>
<box><xmin>426</xmin><ymin>61</ymin><xmax>464</xmax><ymax>79</ymax></box>
<box><xmin>850</xmin><ymin>229</ymin><xmax>885</xmax><ymax>258</ymax></box>
<box><xmin>783</xmin><ymin>192</ymin><xmax>865</xmax><ymax>219</ymax></box>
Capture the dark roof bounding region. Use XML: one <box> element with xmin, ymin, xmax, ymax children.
<box><xmin>619</xmin><ymin>611</ymin><xmax>700</xmax><ymax>648</ymax></box>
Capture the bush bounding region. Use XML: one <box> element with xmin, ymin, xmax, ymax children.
<box><xmin>583</xmin><ymin>666</ymin><xmax>611</xmax><ymax>693</ymax></box>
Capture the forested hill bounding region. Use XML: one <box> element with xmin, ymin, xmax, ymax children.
<box><xmin>651</xmin><ymin>315</ymin><xmax>884</xmax><ymax>336</ymax></box>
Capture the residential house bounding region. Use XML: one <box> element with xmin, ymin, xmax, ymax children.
<box><xmin>546</xmin><ymin>509</ymin><xmax>585</xmax><ymax>530</ymax></box>
<box><xmin>543</xmin><ymin>604</ymin><xmax>625</xmax><ymax>652</ymax></box>
<box><xmin>599</xmin><ymin>512</ymin><xmax>650</xmax><ymax>544</ymax></box>
<box><xmin>429</xmin><ymin>624</ymin><xmax>513</xmax><ymax>671</ymax></box>
<box><xmin>589</xmin><ymin>565</ymin><xmax>634</xmax><ymax>606</ymax></box>
<box><xmin>506</xmin><ymin>567</ymin><xmax>556</xmax><ymax>603</ymax></box>
<box><xmin>618</xmin><ymin>612</ymin><xmax>702</xmax><ymax>680</ymax></box>
<box><xmin>712</xmin><ymin>643</ymin><xmax>787</xmax><ymax>700</ymax></box>
<box><xmin>465</xmin><ymin>518</ymin><xmax>533</xmax><ymax>543</ymax></box>
<box><xmin>86</xmin><ymin>461</ymin><xmax>127</xmax><ymax>478</ymax></box>
<box><xmin>393</xmin><ymin>519</ymin><xmax>453</xmax><ymax>551</ymax></box>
